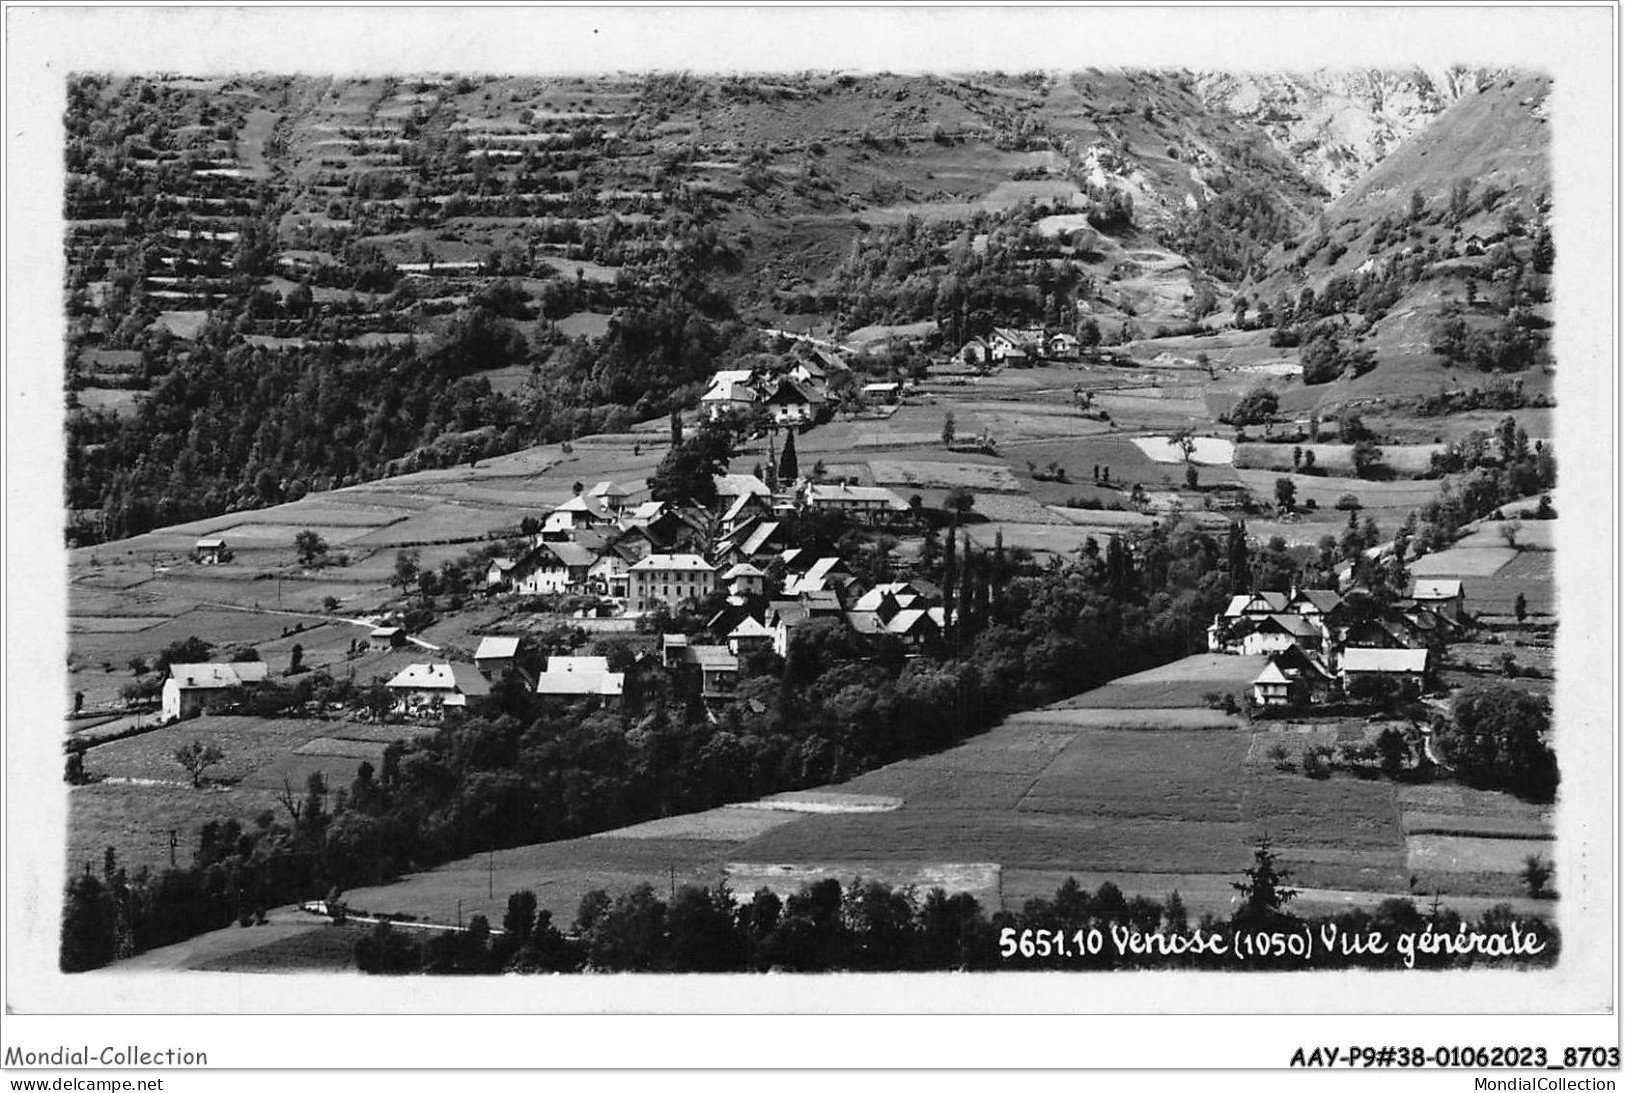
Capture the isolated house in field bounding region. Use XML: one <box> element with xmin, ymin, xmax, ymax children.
<box><xmin>1411</xmin><ymin>578</ymin><xmax>1467</xmax><ymax>624</ymax></box>
<box><xmin>474</xmin><ymin>636</ymin><xmax>524</xmax><ymax>680</ymax></box>
<box><xmin>628</xmin><ymin>553</ymin><xmax>717</xmax><ymax>613</ymax></box>
<box><xmin>861</xmin><ymin>381</ymin><xmax>901</xmax><ymax>405</ymax></box>
<box><xmin>385</xmin><ymin>662</ymin><xmax>491</xmax><ymax>713</ymax></box>
<box><xmin>162</xmin><ymin>661</ymin><xmax>269</xmax><ymax>721</ymax></box>
<box><xmin>534</xmin><ymin>655</ymin><xmax>624</xmax><ymax>702</ymax></box>
<box><xmin>193</xmin><ymin>537</ymin><xmax>228</xmax><ymax>565</ymax></box>
<box><xmin>1339</xmin><ymin>647</ymin><xmax>1430</xmax><ymax>695</ymax></box>
<box><xmin>368</xmin><ymin>625</ymin><xmax>407</xmax><ymax>648</ymax></box>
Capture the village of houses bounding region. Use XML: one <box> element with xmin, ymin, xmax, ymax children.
<box><xmin>153</xmin><ymin>328</ymin><xmax>1478</xmax><ymax>728</ymax></box>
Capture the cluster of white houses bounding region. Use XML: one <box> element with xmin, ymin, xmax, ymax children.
<box><xmin>958</xmin><ymin>327</ymin><xmax>1083</xmax><ymax>368</ymax></box>
<box><xmin>485</xmin><ymin>469</ymin><xmax>914</xmax><ymax>617</ymax></box>
<box><xmin>700</xmin><ymin>354</ymin><xmax>841</xmax><ymax>425</ymax></box>
<box><xmin>1208</xmin><ymin>579</ymin><xmax>1470</xmax><ymax>709</ymax></box>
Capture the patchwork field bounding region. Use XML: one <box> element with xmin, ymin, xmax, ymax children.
<box><xmin>69</xmin><ymin>714</ymin><xmax>414</xmax><ymax>874</ymax></box>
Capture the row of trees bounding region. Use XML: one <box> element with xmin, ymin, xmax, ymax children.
<box><xmin>352</xmin><ymin>841</ymin><xmax>1557</xmax><ymax>974</ymax></box>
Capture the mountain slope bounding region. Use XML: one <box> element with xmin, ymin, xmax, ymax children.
<box><xmin>1194</xmin><ymin>66</ymin><xmax>1495</xmax><ymax>201</ymax></box>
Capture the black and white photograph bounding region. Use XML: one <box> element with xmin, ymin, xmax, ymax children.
<box><xmin>2</xmin><ymin>1</ymin><xmax>1618</xmax><ymax>1076</ymax></box>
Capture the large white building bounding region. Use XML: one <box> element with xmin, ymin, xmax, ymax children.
<box><xmin>162</xmin><ymin>661</ymin><xmax>269</xmax><ymax>721</ymax></box>
<box><xmin>628</xmin><ymin>553</ymin><xmax>717</xmax><ymax>613</ymax></box>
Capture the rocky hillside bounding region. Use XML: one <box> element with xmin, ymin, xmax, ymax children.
<box><xmin>1193</xmin><ymin>66</ymin><xmax>1496</xmax><ymax>201</ymax></box>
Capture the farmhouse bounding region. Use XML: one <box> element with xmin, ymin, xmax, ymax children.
<box><xmin>958</xmin><ymin>337</ymin><xmax>991</xmax><ymax>366</ymax></box>
<box><xmin>1047</xmin><ymin>332</ymin><xmax>1080</xmax><ymax>360</ymax></box>
<box><xmin>988</xmin><ymin>327</ymin><xmax>1044</xmax><ymax>364</ymax></box>
<box><xmin>161</xmin><ymin>661</ymin><xmax>270</xmax><ymax>721</ymax></box>
<box><xmin>543</xmin><ymin>493</ymin><xmax>613</xmax><ymax>535</ymax></box>
<box><xmin>1249</xmin><ymin>647</ymin><xmax>1335</xmax><ymax>708</ymax></box>
<box><xmin>1236</xmin><ymin>613</ymin><xmax>1327</xmax><ymax>657</ymax></box>
<box><xmin>861</xmin><ymin>381</ymin><xmax>901</xmax><ymax>405</ymax></box>
<box><xmin>485</xmin><ymin>557</ymin><xmax>518</xmax><ymax>589</ymax></box>
<box><xmin>511</xmin><ymin>541</ymin><xmax>595</xmax><ymax>596</ymax></box>
<box><xmin>474</xmin><ymin>636</ymin><xmax>523</xmax><ymax>679</ymax></box>
<box><xmin>1339</xmin><ymin>647</ymin><xmax>1430</xmax><ymax>692</ymax></box>
<box><xmin>763</xmin><ymin>377</ymin><xmax>824</xmax><ymax>426</ymax></box>
<box><xmin>585</xmin><ymin>480</ymin><xmax>632</xmax><ymax>513</ymax></box>
<box><xmin>385</xmin><ymin>662</ymin><xmax>491</xmax><ymax>713</ymax></box>
<box><xmin>584</xmin><ymin>541</ymin><xmax>639</xmax><ymax>599</ymax></box>
<box><xmin>193</xmin><ymin>538</ymin><xmax>228</xmax><ymax>564</ymax></box>
<box><xmin>701</xmin><ymin>376</ymin><xmax>758</xmax><ymax>421</ymax></box>
<box><xmin>801</xmin><ymin>482</ymin><xmax>911</xmax><ymax>521</ymax></box>
<box><xmin>1411</xmin><ymin>578</ymin><xmax>1467</xmax><ymax>624</ymax></box>
<box><xmin>368</xmin><ymin>625</ymin><xmax>407</xmax><ymax>648</ymax></box>
<box><xmin>628</xmin><ymin>553</ymin><xmax>717</xmax><ymax>613</ymax></box>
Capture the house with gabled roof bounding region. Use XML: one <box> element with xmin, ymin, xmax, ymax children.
<box><xmin>701</xmin><ymin>376</ymin><xmax>758</xmax><ymax>421</ymax></box>
<box><xmin>485</xmin><ymin>556</ymin><xmax>519</xmax><ymax>590</ymax></box>
<box><xmin>781</xmin><ymin>556</ymin><xmax>849</xmax><ymax>597</ymax></box>
<box><xmin>512</xmin><ymin>541</ymin><xmax>595</xmax><ymax>596</ymax></box>
<box><xmin>474</xmin><ymin>636</ymin><xmax>529</xmax><ymax>681</ymax></box>
<box><xmin>1250</xmin><ymin>646</ymin><xmax>1335</xmax><ymax>708</ymax></box>
<box><xmin>988</xmin><ymin>327</ymin><xmax>1044</xmax><ymax>364</ymax></box>
<box><xmin>385</xmin><ymin>662</ymin><xmax>491</xmax><ymax>713</ymax></box>
<box><xmin>721</xmin><ymin>561</ymin><xmax>768</xmax><ymax>599</ymax></box>
<box><xmin>585</xmin><ymin>480</ymin><xmax>632</xmax><ymax>513</ymax></box>
<box><xmin>958</xmin><ymin>336</ymin><xmax>991</xmax><ymax>367</ymax></box>
<box><xmin>727</xmin><ymin>615</ymin><xmax>776</xmax><ymax>656</ymax></box>
<box><xmin>885</xmin><ymin>607</ymin><xmax>944</xmax><ymax>649</ymax></box>
<box><xmin>1285</xmin><ymin>587</ymin><xmax>1345</xmax><ymax>623</ymax></box>
<box><xmin>193</xmin><ymin>538</ymin><xmax>228</xmax><ymax>565</ymax></box>
<box><xmin>534</xmin><ymin>655</ymin><xmax>624</xmax><ymax>702</ymax></box>
<box><xmin>719</xmin><ymin>490</ymin><xmax>772</xmax><ymax>536</ymax></box>
<box><xmin>1046</xmin><ymin>331</ymin><xmax>1080</xmax><ymax>360</ymax></box>
<box><xmin>1339</xmin><ymin>647</ymin><xmax>1430</xmax><ymax>694</ymax></box>
<box><xmin>582</xmin><ymin>539</ymin><xmax>639</xmax><ymax>600</ymax></box>
<box><xmin>1410</xmin><ymin>578</ymin><xmax>1467</xmax><ymax>624</ymax></box>
<box><xmin>763</xmin><ymin>376</ymin><xmax>825</xmax><ymax>426</ymax></box>
<box><xmin>1237</xmin><ymin>613</ymin><xmax>1327</xmax><ymax>657</ymax></box>
<box><xmin>162</xmin><ymin>661</ymin><xmax>270</xmax><ymax>720</ymax></box>
<box><xmin>1208</xmin><ymin>591</ymin><xmax>1293</xmax><ymax>653</ymax></box>
<box><xmin>543</xmin><ymin>492</ymin><xmax>613</xmax><ymax>535</ymax></box>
